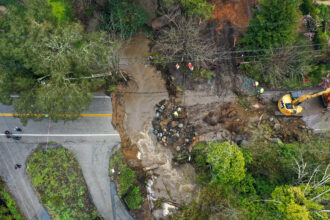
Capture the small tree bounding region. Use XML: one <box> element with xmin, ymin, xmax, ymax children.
<box><xmin>203</xmin><ymin>141</ymin><xmax>246</xmax><ymax>185</ymax></box>
<box><xmin>153</xmin><ymin>16</ymin><xmax>220</xmax><ymax>69</ymax></box>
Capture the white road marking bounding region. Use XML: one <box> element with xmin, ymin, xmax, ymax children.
<box><xmin>0</xmin><ymin>133</ymin><xmax>120</xmax><ymax>137</ymax></box>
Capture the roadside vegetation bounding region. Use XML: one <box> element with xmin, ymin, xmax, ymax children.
<box><xmin>109</xmin><ymin>149</ymin><xmax>144</xmax><ymax>210</ymax></box>
<box><xmin>26</xmin><ymin>147</ymin><xmax>101</xmax><ymax>219</ymax></box>
<box><xmin>173</xmin><ymin>137</ymin><xmax>330</xmax><ymax>219</ymax></box>
<box><xmin>0</xmin><ymin>178</ymin><xmax>23</xmax><ymax>220</ymax></box>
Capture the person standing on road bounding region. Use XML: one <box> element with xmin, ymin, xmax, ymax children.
<box><xmin>14</xmin><ymin>164</ymin><xmax>22</xmax><ymax>169</ymax></box>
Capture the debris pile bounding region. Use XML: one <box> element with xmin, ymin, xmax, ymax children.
<box><xmin>203</xmin><ymin>104</ymin><xmax>238</xmax><ymax>126</ymax></box>
<box><xmin>151</xmin><ymin>100</ymin><xmax>196</xmax><ymax>153</ymax></box>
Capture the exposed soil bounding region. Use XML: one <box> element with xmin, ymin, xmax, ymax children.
<box><xmin>212</xmin><ymin>0</ymin><xmax>255</xmax><ymax>33</ymax></box>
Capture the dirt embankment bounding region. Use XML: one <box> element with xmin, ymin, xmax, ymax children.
<box><xmin>212</xmin><ymin>0</ymin><xmax>255</xmax><ymax>32</ymax></box>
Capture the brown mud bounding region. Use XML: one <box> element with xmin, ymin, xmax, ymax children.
<box><xmin>112</xmin><ymin>33</ymin><xmax>199</xmax><ymax>219</ymax></box>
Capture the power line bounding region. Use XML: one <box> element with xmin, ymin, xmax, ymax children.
<box><xmin>138</xmin><ymin>48</ymin><xmax>329</xmax><ymax>65</ymax></box>
<box><xmin>1</xmin><ymin>17</ymin><xmax>328</xmax><ymax>40</ymax></box>
<box><xmin>117</xmin><ymin>43</ymin><xmax>330</xmax><ymax>60</ymax></box>
<box><xmin>0</xmin><ymin>42</ymin><xmax>327</xmax><ymax>65</ymax></box>
<box><xmin>1</xmin><ymin>48</ymin><xmax>327</xmax><ymax>70</ymax></box>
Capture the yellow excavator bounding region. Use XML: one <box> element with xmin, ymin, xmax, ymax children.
<box><xmin>278</xmin><ymin>88</ymin><xmax>330</xmax><ymax>116</ymax></box>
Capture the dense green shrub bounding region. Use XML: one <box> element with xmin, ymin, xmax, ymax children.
<box><xmin>0</xmin><ymin>179</ymin><xmax>23</xmax><ymax>220</ymax></box>
<box><xmin>100</xmin><ymin>0</ymin><xmax>148</xmax><ymax>39</ymax></box>
<box><xmin>27</xmin><ymin>147</ymin><xmax>101</xmax><ymax>219</ymax></box>
<box><xmin>204</xmin><ymin>142</ymin><xmax>246</xmax><ymax>184</ymax></box>
<box><xmin>110</xmin><ymin>149</ymin><xmax>144</xmax><ymax>210</ymax></box>
<box><xmin>118</xmin><ymin>166</ymin><xmax>135</xmax><ymax>196</ymax></box>
<box><xmin>125</xmin><ymin>187</ymin><xmax>144</xmax><ymax>210</ymax></box>
<box><xmin>47</xmin><ymin>0</ymin><xmax>74</xmax><ymax>23</ymax></box>
<box><xmin>300</xmin><ymin>0</ymin><xmax>315</xmax><ymax>16</ymax></box>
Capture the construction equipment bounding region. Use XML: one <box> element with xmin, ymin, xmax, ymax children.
<box><xmin>278</xmin><ymin>88</ymin><xmax>330</xmax><ymax>116</ymax></box>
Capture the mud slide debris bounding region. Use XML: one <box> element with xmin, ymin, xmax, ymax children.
<box><xmin>151</xmin><ymin>100</ymin><xmax>196</xmax><ymax>154</ymax></box>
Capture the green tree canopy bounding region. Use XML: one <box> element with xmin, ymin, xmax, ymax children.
<box><xmin>270</xmin><ymin>185</ymin><xmax>327</xmax><ymax>219</ymax></box>
<box><xmin>0</xmin><ymin>0</ymin><xmax>121</xmax><ymax>123</ymax></box>
<box><xmin>203</xmin><ymin>141</ymin><xmax>246</xmax><ymax>184</ymax></box>
<box><xmin>239</xmin><ymin>0</ymin><xmax>302</xmax><ymax>51</ymax></box>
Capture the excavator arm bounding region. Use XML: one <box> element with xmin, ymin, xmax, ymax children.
<box><xmin>292</xmin><ymin>88</ymin><xmax>330</xmax><ymax>105</ymax></box>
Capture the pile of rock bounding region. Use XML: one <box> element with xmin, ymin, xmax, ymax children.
<box><xmin>151</xmin><ymin>100</ymin><xmax>196</xmax><ymax>152</ymax></box>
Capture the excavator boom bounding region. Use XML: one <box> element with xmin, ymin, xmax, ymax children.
<box><xmin>292</xmin><ymin>88</ymin><xmax>330</xmax><ymax>105</ymax></box>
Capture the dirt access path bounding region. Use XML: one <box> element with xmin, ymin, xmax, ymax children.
<box><xmin>112</xmin><ymin>33</ymin><xmax>199</xmax><ymax>219</ymax></box>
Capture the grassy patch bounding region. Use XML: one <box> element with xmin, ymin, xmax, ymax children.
<box><xmin>110</xmin><ymin>149</ymin><xmax>143</xmax><ymax>210</ymax></box>
<box><xmin>26</xmin><ymin>147</ymin><xmax>101</xmax><ymax>219</ymax></box>
<box><xmin>0</xmin><ymin>178</ymin><xmax>23</xmax><ymax>220</ymax></box>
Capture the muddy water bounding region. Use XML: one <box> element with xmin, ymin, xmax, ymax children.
<box><xmin>112</xmin><ymin>33</ymin><xmax>198</xmax><ymax>218</ymax></box>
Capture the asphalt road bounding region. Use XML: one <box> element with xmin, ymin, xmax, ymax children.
<box><xmin>0</xmin><ymin>95</ymin><xmax>133</xmax><ymax>220</ymax></box>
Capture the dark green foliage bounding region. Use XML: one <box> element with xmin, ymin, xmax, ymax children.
<box><xmin>26</xmin><ymin>147</ymin><xmax>101</xmax><ymax>219</ymax></box>
<box><xmin>253</xmin><ymin>175</ymin><xmax>278</xmax><ymax>198</ymax></box>
<box><xmin>0</xmin><ymin>179</ymin><xmax>23</xmax><ymax>220</ymax></box>
<box><xmin>192</xmin><ymin>142</ymin><xmax>211</xmax><ymax>185</ymax></box>
<box><xmin>0</xmin><ymin>3</ymin><xmax>121</xmax><ymax>124</ymax></box>
<box><xmin>119</xmin><ymin>166</ymin><xmax>135</xmax><ymax>196</ymax></box>
<box><xmin>239</xmin><ymin>0</ymin><xmax>302</xmax><ymax>51</ymax></box>
<box><xmin>125</xmin><ymin>187</ymin><xmax>143</xmax><ymax>210</ymax></box>
<box><xmin>300</xmin><ymin>0</ymin><xmax>315</xmax><ymax>16</ymax></box>
<box><xmin>110</xmin><ymin>150</ymin><xmax>143</xmax><ymax>210</ymax></box>
<box><xmin>100</xmin><ymin>0</ymin><xmax>148</xmax><ymax>39</ymax></box>
<box><xmin>0</xmin><ymin>0</ymin><xmax>24</xmax><ymax>12</ymax></box>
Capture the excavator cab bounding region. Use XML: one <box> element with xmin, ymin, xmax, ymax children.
<box><xmin>278</xmin><ymin>88</ymin><xmax>330</xmax><ymax>116</ymax></box>
<box><xmin>278</xmin><ymin>93</ymin><xmax>303</xmax><ymax>116</ymax></box>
